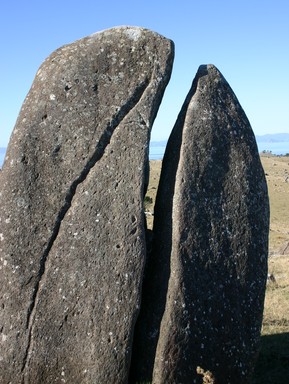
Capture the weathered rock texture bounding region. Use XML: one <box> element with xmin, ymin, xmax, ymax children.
<box><xmin>0</xmin><ymin>26</ymin><xmax>173</xmax><ymax>383</ymax></box>
<box><xmin>133</xmin><ymin>64</ymin><xmax>269</xmax><ymax>384</ymax></box>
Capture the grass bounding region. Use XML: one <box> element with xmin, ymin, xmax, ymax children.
<box><xmin>253</xmin><ymin>254</ymin><xmax>289</xmax><ymax>383</ymax></box>
<box><xmin>144</xmin><ymin>155</ymin><xmax>289</xmax><ymax>383</ymax></box>
<box><xmin>253</xmin><ymin>155</ymin><xmax>289</xmax><ymax>383</ymax></box>
<box><xmin>144</xmin><ymin>160</ymin><xmax>162</xmax><ymax>229</ymax></box>
<box><xmin>261</xmin><ymin>155</ymin><xmax>289</xmax><ymax>253</ymax></box>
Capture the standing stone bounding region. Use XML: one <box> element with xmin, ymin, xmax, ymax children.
<box><xmin>0</xmin><ymin>26</ymin><xmax>173</xmax><ymax>383</ymax></box>
<box><xmin>134</xmin><ymin>64</ymin><xmax>269</xmax><ymax>384</ymax></box>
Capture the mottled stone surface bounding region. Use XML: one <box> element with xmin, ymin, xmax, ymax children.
<box><xmin>133</xmin><ymin>64</ymin><xmax>269</xmax><ymax>384</ymax></box>
<box><xmin>0</xmin><ymin>26</ymin><xmax>173</xmax><ymax>383</ymax></box>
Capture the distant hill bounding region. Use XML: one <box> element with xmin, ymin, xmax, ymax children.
<box><xmin>256</xmin><ymin>133</ymin><xmax>289</xmax><ymax>143</ymax></box>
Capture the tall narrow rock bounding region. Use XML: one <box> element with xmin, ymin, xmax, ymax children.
<box><xmin>0</xmin><ymin>26</ymin><xmax>173</xmax><ymax>383</ymax></box>
<box><xmin>134</xmin><ymin>64</ymin><xmax>269</xmax><ymax>384</ymax></box>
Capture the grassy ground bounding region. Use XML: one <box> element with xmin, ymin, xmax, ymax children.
<box><xmin>254</xmin><ymin>155</ymin><xmax>289</xmax><ymax>383</ymax></box>
<box><xmin>144</xmin><ymin>160</ymin><xmax>162</xmax><ymax>230</ymax></box>
<box><xmin>144</xmin><ymin>155</ymin><xmax>289</xmax><ymax>383</ymax></box>
<box><xmin>253</xmin><ymin>255</ymin><xmax>289</xmax><ymax>383</ymax></box>
<box><xmin>261</xmin><ymin>155</ymin><xmax>289</xmax><ymax>253</ymax></box>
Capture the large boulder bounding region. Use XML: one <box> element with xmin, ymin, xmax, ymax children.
<box><xmin>0</xmin><ymin>26</ymin><xmax>173</xmax><ymax>383</ymax></box>
<box><xmin>133</xmin><ymin>64</ymin><xmax>269</xmax><ymax>384</ymax></box>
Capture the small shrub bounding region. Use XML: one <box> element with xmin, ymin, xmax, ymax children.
<box><xmin>144</xmin><ymin>195</ymin><xmax>153</xmax><ymax>209</ymax></box>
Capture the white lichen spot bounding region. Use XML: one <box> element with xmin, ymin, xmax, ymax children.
<box><xmin>16</xmin><ymin>197</ymin><xmax>26</xmax><ymax>208</ymax></box>
<box><xmin>61</xmin><ymin>367</ymin><xmax>66</xmax><ymax>382</ymax></box>
<box><xmin>50</xmin><ymin>94</ymin><xmax>56</xmax><ymax>101</ymax></box>
<box><xmin>2</xmin><ymin>334</ymin><xmax>7</xmax><ymax>342</ymax></box>
<box><xmin>125</xmin><ymin>28</ymin><xmax>142</xmax><ymax>41</ymax></box>
<box><xmin>0</xmin><ymin>234</ymin><xmax>4</xmax><ymax>241</ymax></box>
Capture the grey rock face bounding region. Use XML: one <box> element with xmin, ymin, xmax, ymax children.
<box><xmin>134</xmin><ymin>64</ymin><xmax>269</xmax><ymax>384</ymax></box>
<box><xmin>0</xmin><ymin>26</ymin><xmax>173</xmax><ymax>383</ymax></box>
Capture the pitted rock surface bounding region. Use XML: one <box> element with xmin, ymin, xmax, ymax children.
<box><xmin>0</xmin><ymin>26</ymin><xmax>173</xmax><ymax>383</ymax></box>
<box><xmin>135</xmin><ymin>65</ymin><xmax>269</xmax><ymax>384</ymax></box>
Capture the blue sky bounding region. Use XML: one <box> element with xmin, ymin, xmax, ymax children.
<box><xmin>0</xmin><ymin>0</ymin><xmax>288</xmax><ymax>146</ymax></box>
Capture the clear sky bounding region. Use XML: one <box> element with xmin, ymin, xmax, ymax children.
<box><xmin>0</xmin><ymin>0</ymin><xmax>288</xmax><ymax>146</ymax></box>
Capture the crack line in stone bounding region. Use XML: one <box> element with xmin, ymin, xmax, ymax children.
<box><xmin>21</xmin><ymin>77</ymin><xmax>150</xmax><ymax>376</ymax></box>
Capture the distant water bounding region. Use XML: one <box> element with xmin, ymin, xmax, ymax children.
<box><xmin>149</xmin><ymin>145</ymin><xmax>166</xmax><ymax>160</ymax></box>
<box><xmin>257</xmin><ymin>141</ymin><xmax>289</xmax><ymax>156</ymax></box>
<box><xmin>149</xmin><ymin>141</ymin><xmax>289</xmax><ymax>160</ymax></box>
<box><xmin>1</xmin><ymin>141</ymin><xmax>289</xmax><ymax>167</ymax></box>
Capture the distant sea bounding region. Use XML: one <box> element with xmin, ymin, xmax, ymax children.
<box><xmin>149</xmin><ymin>141</ymin><xmax>289</xmax><ymax>160</ymax></box>
<box><xmin>1</xmin><ymin>139</ymin><xmax>289</xmax><ymax>167</ymax></box>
